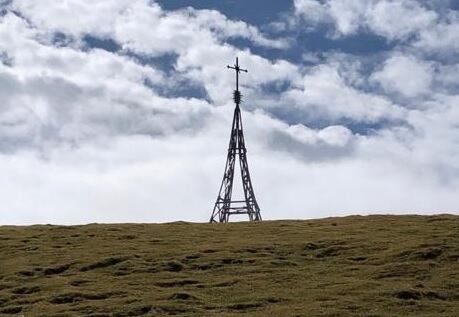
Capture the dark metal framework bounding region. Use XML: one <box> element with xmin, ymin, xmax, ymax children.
<box><xmin>210</xmin><ymin>58</ymin><xmax>262</xmax><ymax>223</ymax></box>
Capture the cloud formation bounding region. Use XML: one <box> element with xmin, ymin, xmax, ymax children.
<box><xmin>371</xmin><ymin>54</ymin><xmax>434</xmax><ymax>98</ymax></box>
<box><xmin>0</xmin><ymin>0</ymin><xmax>458</xmax><ymax>224</ymax></box>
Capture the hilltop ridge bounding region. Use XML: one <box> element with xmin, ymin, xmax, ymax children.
<box><xmin>0</xmin><ymin>215</ymin><xmax>458</xmax><ymax>316</ymax></box>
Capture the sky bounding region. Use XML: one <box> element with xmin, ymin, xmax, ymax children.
<box><xmin>1</xmin><ymin>0</ymin><xmax>459</xmax><ymax>224</ymax></box>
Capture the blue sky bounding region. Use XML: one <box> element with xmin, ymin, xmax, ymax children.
<box><xmin>1</xmin><ymin>0</ymin><xmax>459</xmax><ymax>224</ymax></box>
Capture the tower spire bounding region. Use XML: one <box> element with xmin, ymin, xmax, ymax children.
<box><xmin>210</xmin><ymin>58</ymin><xmax>262</xmax><ymax>223</ymax></box>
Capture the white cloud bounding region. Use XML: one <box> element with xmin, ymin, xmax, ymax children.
<box><xmin>294</xmin><ymin>0</ymin><xmax>437</xmax><ymax>40</ymax></box>
<box><xmin>326</xmin><ymin>0</ymin><xmax>368</xmax><ymax>36</ymax></box>
<box><xmin>282</xmin><ymin>63</ymin><xmax>405</xmax><ymax>123</ymax></box>
<box><xmin>186</xmin><ymin>8</ymin><xmax>290</xmax><ymax>49</ymax></box>
<box><xmin>0</xmin><ymin>0</ymin><xmax>459</xmax><ymax>225</ymax></box>
<box><xmin>0</xmin><ymin>11</ymin><xmax>215</xmax><ymax>152</ymax></box>
<box><xmin>366</xmin><ymin>0</ymin><xmax>437</xmax><ymax>40</ymax></box>
<box><xmin>371</xmin><ymin>54</ymin><xmax>434</xmax><ymax>98</ymax></box>
<box><xmin>10</xmin><ymin>0</ymin><xmax>297</xmax><ymax>109</ymax></box>
<box><xmin>4</xmin><ymin>125</ymin><xmax>459</xmax><ymax>224</ymax></box>
<box><xmin>294</xmin><ymin>0</ymin><xmax>331</xmax><ymax>25</ymax></box>
<box><xmin>318</xmin><ymin>125</ymin><xmax>353</xmax><ymax>146</ymax></box>
<box><xmin>12</xmin><ymin>0</ymin><xmax>135</xmax><ymax>38</ymax></box>
<box><xmin>293</xmin><ymin>0</ymin><xmax>459</xmax><ymax>57</ymax></box>
<box><xmin>414</xmin><ymin>18</ymin><xmax>459</xmax><ymax>54</ymax></box>
<box><xmin>12</xmin><ymin>0</ymin><xmax>288</xmax><ymax>51</ymax></box>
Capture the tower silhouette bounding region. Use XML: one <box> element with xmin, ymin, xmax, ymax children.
<box><xmin>210</xmin><ymin>58</ymin><xmax>262</xmax><ymax>223</ymax></box>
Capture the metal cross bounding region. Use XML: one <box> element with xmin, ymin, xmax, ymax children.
<box><xmin>227</xmin><ymin>57</ymin><xmax>247</xmax><ymax>92</ymax></box>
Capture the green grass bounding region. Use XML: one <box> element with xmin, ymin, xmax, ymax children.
<box><xmin>0</xmin><ymin>215</ymin><xmax>458</xmax><ymax>316</ymax></box>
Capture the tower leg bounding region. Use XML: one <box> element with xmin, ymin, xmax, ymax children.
<box><xmin>210</xmin><ymin>105</ymin><xmax>261</xmax><ymax>223</ymax></box>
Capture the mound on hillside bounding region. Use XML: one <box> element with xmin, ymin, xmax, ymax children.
<box><xmin>0</xmin><ymin>215</ymin><xmax>458</xmax><ymax>316</ymax></box>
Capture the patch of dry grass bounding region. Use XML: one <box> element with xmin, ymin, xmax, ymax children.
<box><xmin>0</xmin><ymin>215</ymin><xmax>458</xmax><ymax>316</ymax></box>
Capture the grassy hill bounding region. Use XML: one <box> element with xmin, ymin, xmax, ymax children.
<box><xmin>0</xmin><ymin>215</ymin><xmax>458</xmax><ymax>317</ymax></box>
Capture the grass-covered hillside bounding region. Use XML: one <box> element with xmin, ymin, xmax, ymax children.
<box><xmin>0</xmin><ymin>215</ymin><xmax>458</xmax><ymax>317</ymax></box>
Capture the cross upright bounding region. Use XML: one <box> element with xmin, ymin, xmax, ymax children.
<box><xmin>227</xmin><ymin>57</ymin><xmax>247</xmax><ymax>96</ymax></box>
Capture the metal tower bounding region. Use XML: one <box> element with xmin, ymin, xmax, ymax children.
<box><xmin>210</xmin><ymin>58</ymin><xmax>262</xmax><ymax>223</ymax></box>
